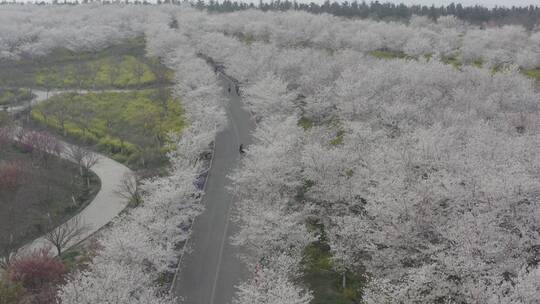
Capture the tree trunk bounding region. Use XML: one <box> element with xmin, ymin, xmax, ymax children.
<box><xmin>342</xmin><ymin>272</ymin><xmax>346</xmax><ymax>290</ymax></box>
<box><xmin>60</xmin><ymin>120</ymin><xmax>66</xmax><ymax>136</ymax></box>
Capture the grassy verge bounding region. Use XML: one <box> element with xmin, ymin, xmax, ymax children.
<box><xmin>34</xmin><ymin>55</ymin><xmax>163</xmax><ymax>89</ymax></box>
<box><xmin>369</xmin><ymin>49</ymin><xmax>540</xmax><ymax>81</ymax></box>
<box><xmin>31</xmin><ymin>89</ymin><xmax>184</xmax><ymax>170</ymax></box>
<box><xmin>298</xmin><ymin>116</ymin><xmax>314</xmax><ymax>130</ymax></box>
<box><xmin>441</xmin><ymin>55</ymin><xmax>463</xmax><ymax>68</ymax></box>
<box><xmin>0</xmin><ymin>37</ymin><xmax>173</xmax><ymax>90</ymax></box>
<box><xmin>0</xmin><ymin>88</ymin><xmax>34</xmax><ymax>107</ymax></box>
<box><xmin>301</xmin><ymin>219</ymin><xmax>364</xmax><ymax>304</ymax></box>
<box><xmin>369</xmin><ymin>49</ymin><xmax>411</xmax><ymax>60</ymax></box>
<box><xmin>60</xmin><ymin>246</ymin><xmax>97</xmax><ymax>271</ymax></box>
<box><xmin>522</xmin><ymin>67</ymin><xmax>540</xmax><ymax>80</ymax></box>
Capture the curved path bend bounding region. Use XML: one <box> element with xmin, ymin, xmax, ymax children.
<box><xmin>172</xmin><ymin>74</ymin><xmax>255</xmax><ymax>304</ymax></box>
<box><xmin>21</xmin><ymin>144</ymin><xmax>133</xmax><ymax>254</ymax></box>
<box><xmin>5</xmin><ymin>90</ymin><xmax>58</xmax><ymax>115</ymax></box>
<box><xmin>5</xmin><ymin>89</ymin><xmax>134</xmax><ymax>255</ymax></box>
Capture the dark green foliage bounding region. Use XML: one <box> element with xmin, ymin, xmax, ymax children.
<box><xmin>523</xmin><ymin>67</ymin><xmax>540</xmax><ymax>80</ymax></box>
<box><xmin>301</xmin><ymin>218</ymin><xmax>364</xmax><ymax>304</ymax></box>
<box><xmin>198</xmin><ymin>1</ymin><xmax>540</xmax><ymax>28</ymax></box>
<box><xmin>298</xmin><ymin>117</ymin><xmax>314</xmax><ymax>130</ymax></box>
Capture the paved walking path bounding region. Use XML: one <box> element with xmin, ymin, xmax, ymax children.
<box><xmin>172</xmin><ymin>74</ymin><xmax>255</xmax><ymax>304</ymax></box>
<box><xmin>5</xmin><ymin>89</ymin><xmax>56</xmax><ymax>114</ymax></box>
<box><xmin>4</xmin><ymin>89</ymin><xmax>134</xmax><ymax>255</ymax></box>
<box><xmin>21</xmin><ymin>145</ymin><xmax>133</xmax><ymax>255</ymax></box>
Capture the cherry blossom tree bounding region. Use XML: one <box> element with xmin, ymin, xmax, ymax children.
<box><xmin>243</xmin><ymin>73</ymin><xmax>296</xmax><ymax>120</ymax></box>
<box><xmin>200</xmin><ymin>19</ymin><xmax>540</xmax><ymax>302</ymax></box>
<box><xmin>59</xmin><ymin>261</ymin><xmax>175</xmax><ymax>304</ymax></box>
<box><xmin>233</xmin><ymin>253</ymin><xmax>312</xmax><ymax>304</ymax></box>
<box><xmin>3</xmin><ymin>6</ymin><xmax>538</xmax><ymax>303</ymax></box>
<box><xmin>58</xmin><ymin>16</ymin><xmax>226</xmax><ymax>304</ymax></box>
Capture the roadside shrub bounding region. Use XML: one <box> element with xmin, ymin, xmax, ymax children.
<box><xmin>0</xmin><ymin>89</ymin><xmax>34</xmax><ymax>106</ymax></box>
<box><xmin>0</xmin><ymin>275</ymin><xmax>29</xmax><ymax>304</ymax></box>
<box><xmin>8</xmin><ymin>248</ymin><xmax>68</xmax><ymax>304</ymax></box>
<box><xmin>111</xmin><ymin>153</ymin><xmax>129</xmax><ymax>164</ymax></box>
<box><xmin>0</xmin><ymin>160</ymin><xmax>29</xmax><ymax>193</ymax></box>
<box><xmin>97</xmin><ymin>136</ymin><xmax>136</xmax><ymax>155</ymax></box>
<box><xmin>0</xmin><ymin>127</ymin><xmax>12</xmax><ymax>147</ymax></box>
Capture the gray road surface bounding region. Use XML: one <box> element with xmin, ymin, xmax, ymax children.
<box><xmin>172</xmin><ymin>74</ymin><xmax>255</xmax><ymax>304</ymax></box>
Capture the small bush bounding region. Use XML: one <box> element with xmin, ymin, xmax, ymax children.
<box><xmin>0</xmin><ymin>88</ymin><xmax>34</xmax><ymax>106</ymax></box>
<box><xmin>0</xmin><ymin>275</ymin><xmax>29</xmax><ymax>304</ymax></box>
<box><xmin>298</xmin><ymin>117</ymin><xmax>314</xmax><ymax>130</ymax></box>
<box><xmin>8</xmin><ymin>248</ymin><xmax>68</xmax><ymax>304</ymax></box>
<box><xmin>522</xmin><ymin>67</ymin><xmax>540</xmax><ymax>80</ymax></box>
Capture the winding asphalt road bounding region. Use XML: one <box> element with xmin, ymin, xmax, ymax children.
<box><xmin>172</xmin><ymin>74</ymin><xmax>255</xmax><ymax>304</ymax></box>
<box><xmin>5</xmin><ymin>89</ymin><xmax>134</xmax><ymax>255</ymax></box>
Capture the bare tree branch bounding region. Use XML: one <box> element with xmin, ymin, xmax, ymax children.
<box><xmin>44</xmin><ymin>215</ymin><xmax>87</xmax><ymax>256</ymax></box>
<box><xmin>115</xmin><ymin>172</ymin><xmax>141</xmax><ymax>207</ymax></box>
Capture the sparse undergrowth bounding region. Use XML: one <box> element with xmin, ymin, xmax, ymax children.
<box><xmin>0</xmin><ymin>37</ymin><xmax>173</xmax><ymax>90</ymax></box>
<box><xmin>301</xmin><ymin>219</ymin><xmax>364</xmax><ymax>304</ymax></box>
<box><xmin>523</xmin><ymin>67</ymin><xmax>540</xmax><ymax>80</ymax></box>
<box><xmin>370</xmin><ymin>49</ymin><xmax>540</xmax><ymax>80</ymax></box>
<box><xmin>31</xmin><ymin>89</ymin><xmax>184</xmax><ymax>170</ymax></box>
<box><xmin>369</xmin><ymin>49</ymin><xmax>411</xmax><ymax>60</ymax></box>
<box><xmin>0</xmin><ymin>140</ymin><xmax>100</xmax><ymax>253</ymax></box>
<box><xmin>0</xmin><ymin>88</ymin><xmax>34</xmax><ymax>107</ymax></box>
